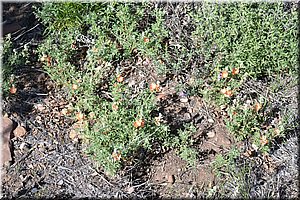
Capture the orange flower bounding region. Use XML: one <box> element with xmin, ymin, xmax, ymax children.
<box><xmin>232</xmin><ymin>68</ymin><xmax>239</xmax><ymax>75</ymax></box>
<box><xmin>221</xmin><ymin>88</ymin><xmax>233</xmax><ymax>97</ymax></box>
<box><xmin>47</xmin><ymin>56</ymin><xmax>52</xmax><ymax>66</ymax></box>
<box><xmin>117</xmin><ymin>75</ymin><xmax>124</xmax><ymax>83</ymax></box>
<box><xmin>221</xmin><ymin>70</ymin><xmax>228</xmax><ymax>78</ymax></box>
<box><xmin>112</xmin><ymin>103</ymin><xmax>118</xmax><ymax>111</ymax></box>
<box><xmin>254</xmin><ymin>102</ymin><xmax>262</xmax><ymax>112</ymax></box>
<box><xmin>10</xmin><ymin>85</ymin><xmax>17</xmax><ymax>94</ymax></box>
<box><xmin>72</xmin><ymin>84</ymin><xmax>78</xmax><ymax>90</ymax></box>
<box><xmin>260</xmin><ymin>135</ymin><xmax>268</xmax><ymax>146</ymax></box>
<box><xmin>133</xmin><ymin>119</ymin><xmax>145</xmax><ymax>128</ymax></box>
<box><xmin>144</xmin><ymin>37</ymin><xmax>150</xmax><ymax>43</ymax></box>
<box><xmin>112</xmin><ymin>150</ymin><xmax>121</xmax><ymax>161</ymax></box>
<box><xmin>76</xmin><ymin>112</ymin><xmax>84</xmax><ymax>121</ymax></box>
<box><xmin>149</xmin><ymin>82</ymin><xmax>160</xmax><ymax>92</ymax></box>
<box><xmin>224</xmin><ymin>90</ymin><xmax>233</xmax><ymax>97</ymax></box>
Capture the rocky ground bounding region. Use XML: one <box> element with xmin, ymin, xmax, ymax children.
<box><xmin>1</xmin><ymin>2</ymin><xmax>299</xmax><ymax>199</ymax></box>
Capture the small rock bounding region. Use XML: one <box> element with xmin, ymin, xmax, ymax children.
<box><xmin>35</xmin><ymin>116</ymin><xmax>42</xmax><ymax>123</ymax></box>
<box><xmin>183</xmin><ymin>113</ymin><xmax>191</xmax><ymax>121</ymax></box>
<box><xmin>13</xmin><ymin>126</ymin><xmax>26</xmax><ymax>138</ymax></box>
<box><xmin>178</xmin><ymin>91</ymin><xmax>189</xmax><ymax>103</ymax></box>
<box><xmin>127</xmin><ymin>186</ymin><xmax>135</xmax><ymax>194</ymax></box>
<box><xmin>57</xmin><ymin>180</ymin><xmax>64</xmax><ymax>185</ymax></box>
<box><xmin>179</xmin><ymin>97</ymin><xmax>189</xmax><ymax>103</ymax></box>
<box><xmin>128</xmin><ymin>80</ymin><xmax>136</xmax><ymax>87</ymax></box>
<box><xmin>19</xmin><ymin>142</ymin><xmax>26</xmax><ymax>150</ymax></box>
<box><xmin>2</xmin><ymin>117</ymin><xmax>13</xmax><ymax>164</ymax></box>
<box><xmin>207</xmin><ymin>118</ymin><xmax>214</xmax><ymax>123</ymax></box>
<box><xmin>246</xmin><ymin>99</ymin><xmax>252</xmax><ymax>104</ymax></box>
<box><xmin>206</xmin><ymin>131</ymin><xmax>215</xmax><ymax>138</ymax></box>
<box><xmin>31</xmin><ymin>188</ymin><xmax>38</xmax><ymax>193</ymax></box>
<box><xmin>61</xmin><ymin>108</ymin><xmax>69</xmax><ymax>115</ymax></box>
<box><xmin>220</xmin><ymin>105</ymin><xmax>227</xmax><ymax>110</ymax></box>
<box><xmin>34</xmin><ymin>103</ymin><xmax>45</xmax><ymax>111</ymax></box>
<box><xmin>3</xmin><ymin>112</ymin><xmax>8</xmax><ymax>118</ymax></box>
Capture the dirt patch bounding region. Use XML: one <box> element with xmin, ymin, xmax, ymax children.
<box><xmin>147</xmin><ymin>89</ymin><xmax>236</xmax><ymax>198</ymax></box>
<box><xmin>150</xmin><ymin>150</ymin><xmax>215</xmax><ymax>198</ymax></box>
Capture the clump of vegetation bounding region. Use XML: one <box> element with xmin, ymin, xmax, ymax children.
<box><xmin>1</xmin><ymin>35</ymin><xmax>30</xmax><ymax>97</ymax></box>
<box><xmin>190</xmin><ymin>2</ymin><xmax>297</xmax><ymax>153</ymax></box>
<box><xmin>31</xmin><ymin>1</ymin><xmax>297</xmax><ymax>196</ymax></box>
<box><xmin>35</xmin><ymin>2</ymin><xmax>197</xmax><ymax>175</ymax></box>
<box><xmin>188</xmin><ymin>2</ymin><xmax>297</xmax><ymax>197</ymax></box>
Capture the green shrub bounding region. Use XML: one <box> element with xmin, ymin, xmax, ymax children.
<box><xmin>191</xmin><ymin>2</ymin><xmax>297</xmax><ymax>78</ymax></box>
<box><xmin>1</xmin><ymin>35</ymin><xmax>29</xmax><ymax>97</ymax></box>
<box><xmin>190</xmin><ymin>2</ymin><xmax>297</xmax><ymax>154</ymax></box>
<box><xmin>36</xmin><ymin>2</ymin><xmax>201</xmax><ymax>175</ymax></box>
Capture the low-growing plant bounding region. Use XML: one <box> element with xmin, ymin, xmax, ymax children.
<box><xmin>1</xmin><ymin>35</ymin><xmax>30</xmax><ymax>97</ymax></box>
<box><xmin>167</xmin><ymin>123</ymin><xmax>198</xmax><ymax>166</ymax></box>
<box><xmin>36</xmin><ymin>2</ymin><xmax>204</xmax><ymax>175</ymax></box>
<box><xmin>77</xmin><ymin>79</ymin><xmax>170</xmax><ymax>175</ymax></box>
<box><xmin>191</xmin><ymin>2</ymin><xmax>297</xmax><ymax>79</ymax></box>
<box><xmin>189</xmin><ymin>2</ymin><xmax>297</xmax><ymax>155</ymax></box>
<box><xmin>211</xmin><ymin>147</ymin><xmax>251</xmax><ymax>198</ymax></box>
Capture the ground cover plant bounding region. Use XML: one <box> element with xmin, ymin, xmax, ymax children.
<box><xmin>2</xmin><ymin>2</ymin><xmax>298</xmax><ymax>198</ymax></box>
<box><xmin>34</xmin><ymin>2</ymin><xmax>199</xmax><ymax>175</ymax></box>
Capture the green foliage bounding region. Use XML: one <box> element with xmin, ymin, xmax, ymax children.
<box><xmin>211</xmin><ymin>147</ymin><xmax>250</xmax><ymax>198</ymax></box>
<box><xmin>190</xmin><ymin>2</ymin><xmax>297</xmax><ymax>155</ymax></box>
<box><xmin>81</xmin><ymin>80</ymin><xmax>170</xmax><ymax>175</ymax></box>
<box><xmin>191</xmin><ymin>2</ymin><xmax>297</xmax><ymax>78</ymax></box>
<box><xmin>35</xmin><ymin>1</ymin><xmax>297</xmax><ymax>180</ymax></box>
<box><xmin>35</xmin><ymin>3</ymin><xmax>96</xmax><ymax>33</ymax></box>
<box><xmin>212</xmin><ymin>146</ymin><xmax>240</xmax><ymax>176</ymax></box>
<box><xmin>36</xmin><ymin>2</ymin><xmax>199</xmax><ymax>175</ymax></box>
<box><xmin>168</xmin><ymin>123</ymin><xmax>198</xmax><ymax>166</ymax></box>
<box><xmin>1</xmin><ymin>35</ymin><xmax>29</xmax><ymax>97</ymax></box>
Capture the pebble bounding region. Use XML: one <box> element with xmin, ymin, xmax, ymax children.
<box><xmin>183</xmin><ymin>113</ymin><xmax>191</xmax><ymax>121</ymax></box>
<box><xmin>31</xmin><ymin>188</ymin><xmax>38</xmax><ymax>193</ymax></box>
<box><xmin>127</xmin><ymin>186</ymin><xmax>135</xmax><ymax>194</ymax></box>
<box><xmin>34</xmin><ymin>103</ymin><xmax>45</xmax><ymax>111</ymax></box>
<box><xmin>206</xmin><ymin>131</ymin><xmax>215</xmax><ymax>138</ymax></box>
<box><xmin>19</xmin><ymin>142</ymin><xmax>26</xmax><ymax>150</ymax></box>
<box><xmin>220</xmin><ymin>105</ymin><xmax>227</xmax><ymax>110</ymax></box>
<box><xmin>207</xmin><ymin>118</ymin><xmax>214</xmax><ymax>123</ymax></box>
<box><xmin>69</xmin><ymin>130</ymin><xmax>78</xmax><ymax>140</ymax></box>
<box><xmin>57</xmin><ymin>180</ymin><xmax>64</xmax><ymax>185</ymax></box>
<box><xmin>180</xmin><ymin>97</ymin><xmax>189</xmax><ymax>103</ymax></box>
<box><xmin>13</xmin><ymin>126</ymin><xmax>26</xmax><ymax>138</ymax></box>
<box><xmin>178</xmin><ymin>91</ymin><xmax>189</xmax><ymax>103</ymax></box>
